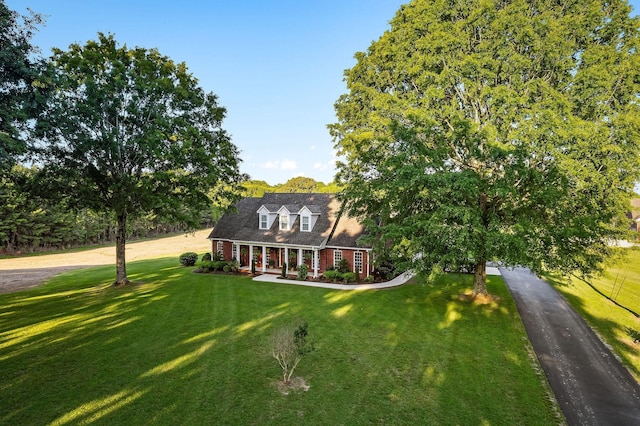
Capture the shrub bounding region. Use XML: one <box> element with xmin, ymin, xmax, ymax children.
<box><xmin>343</xmin><ymin>272</ymin><xmax>357</xmax><ymax>283</ymax></box>
<box><xmin>297</xmin><ymin>264</ymin><xmax>308</xmax><ymax>281</ymax></box>
<box><xmin>337</xmin><ymin>258</ymin><xmax>351</xmax><ymax>273</ymax></box>
<box><xmin>251</xmin><ymin>259</ymin><xmax>256</xmax><ymax>275</ymax></box>
<box><xmin>228</xmin><ymin>260</ymin><xmax>240</xmax><ymax>273</ymax></box>
<box><xmin>281</xmin><ymin>262</ymin><xmax>287</xmax><ymax>278</ymax></box>
<box><xmin>212</xmin><ymin>260</ymin><xmax>227</xmax><ymax>271</ymax></box>
<box><xmin>202</xmin><ymin>252</ymin><xmax>212</xmax><ymax>262</ymax></box>
<box><xmin>364</xmin><ymin>275</ymin><xmax>374</xmax><ymax>283</ymax></box>
<box><xmin>179</xmin><ymin>252</ymin><xmax>198</xmax><ymax>267</ymax></box>
<box><xmin>201</xmin><ymin>260</ymin><xmax>215</xmax><ymax>272</ymax></box>
<box><xmin>323</xmin><ymin>270</ymin><xmax>341</xmax><ymax>282</ymax></box>
<box><xmin>271</xmin><ymin>320</ymin><xmax>315</xmax><ymax>384</ymax></box>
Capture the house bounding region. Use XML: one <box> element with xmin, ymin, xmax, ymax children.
<box><xmin>630</xmin><ymin>199</ymin><xmax>640</xmax><ymax>234</ymax></box>
<box><xmin>207</xmin><ymin>193</ymin><xmax>372</xmax><ymax>278</ymax></box>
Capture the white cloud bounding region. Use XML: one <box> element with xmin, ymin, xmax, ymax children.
<box><xmin>261</xmin><ymin>159</ymin><xmax>298</xmax><ymax>171</ymax></box>
<box><xmin>281</xmin><ymin>159</ymin><xmax>298</xmax><ymax>170</ymax></box>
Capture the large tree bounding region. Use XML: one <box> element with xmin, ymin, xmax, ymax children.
<box><xmin>34</xmin><ymin>33</ymin><xmax>245</xmax><ymax>285</ymax></box>
<box><xmin>0</xmin><ymin>1</ymin><xmax>45</xmax><ymax>172</ymax></box>
<box><xmin>330</xmin><ymin>0</ymin><xmax>640</xmax><ymax>296</ymax></box>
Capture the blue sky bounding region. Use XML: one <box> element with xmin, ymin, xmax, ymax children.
<box><xmin>6</xmin><ymin>1</ymin><xmax>640</xmax><ymax>185</ymax></box>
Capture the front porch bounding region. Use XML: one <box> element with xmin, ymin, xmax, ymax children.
<box><xmin>232</xmin><ymin>244</ymin><xmax>320</xmax><ymax>278</ymax></box>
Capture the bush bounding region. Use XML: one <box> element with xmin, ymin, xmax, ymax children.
<box><xmin>342</xmin><ymin>272</ymin><xmax>357</xmax><ymax>283</ymax></box>
<box><xmin>337</xmin><ymin>258</ymin><xmax>351</xmax><ymax>273</ymax></box>
<box><xmin>281</xmin><ymin>262</ymin><xmax>287</xmax><ymax>278</ymax></box>
<box><xmin>228</xmin><ymin>260</ymin><xmax>239</xmax><ymax>273</ymax></box>
<box><xmin>201</xmin><ymin>260</ymin><xmax>215</xmax><ymax>272</ymax></box>
<box><xmin>297</xmin><ymin>264</ymin><xmax>308</xmax><ymax>280</ymax></box>
<box><xmin>202</xmin><ymin>252</ymin><xmax>212</xmax><ymax>262</ymax></box>
<box><xmin>323</xmin><ymin>270</ymin><xmax>341</xmax><ymax>282</ymax></box>
<box><xmin>179</xmin><ymin>252</ymin><xmax>198</xmax><ymax>267</ymax></box>
<box><xmin>271</xmin><ymin>320</ymin><xmax>315</xmax><ymax>384</ymax></box>
<box><xmin>364</xmin><ymin>275</ymin><xmax>374</xmax><ymax>283</ymax></box>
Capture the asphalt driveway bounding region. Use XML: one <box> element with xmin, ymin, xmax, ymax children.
<box><xmin>500</xmin><ymin>267</ymin><xmax>640</xmax><ymax>426</ymax></box>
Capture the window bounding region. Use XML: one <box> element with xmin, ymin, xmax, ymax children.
<box><xmin>260</xmin><ymin>214</ymin><xmax>268</xmax><ymax>229</ymax></box>
<box><xmin>217</xmin><ymin>241</ymin><xmax>224</xmax><ymax>256</ymax></box>
<box><xmin>280</xmin><ymin>214</ymin><xmax>289</xmax><ymax>230</ymax></box>
<box><xmin>354</xmin><ymin>252</ymin><xmax>363</xmax><ymax>273</ymax></box>
<box><xmin>333</xmin><ymin>250</ymin><xmax>342</xmax><ymax>268</ymax></box>
<box><xmin>301</xmin><ymin>215</ymin><xmax>310</xmax><ymax>232</ymax></box>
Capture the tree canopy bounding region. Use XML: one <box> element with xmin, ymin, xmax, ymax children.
<box><xmin>34</xmin><ymin>33</ymin><xmax>245</xmax><ymax>285</ymax></box>
<box><xmin>0</xmin><ymin>1</ymin><xmax>45</xmax><ymax>173</ymax></box>
<box><xmin>330</xmin><ymin>0</ymin><xmax>640</xmax><ymax>296</ymax></box>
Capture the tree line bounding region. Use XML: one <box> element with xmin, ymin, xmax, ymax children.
<box><xmin>0</xmin><ymin>165</ymin><xmax>219</xmax><ymax>254</ymax></box>
<box><xmin>0</xmin><ymin>170</ymin><xmax>336</xmax><ymax>254</ymax></box>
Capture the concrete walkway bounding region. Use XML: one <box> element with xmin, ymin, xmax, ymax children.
<box><xmin>252</xmin><ymin>266</ymin><xmax>501</xmax><ymax>290</ymax></box>
<box><xmin>252</xmin><ymin>270</ymin><xmax>415</xmax><ymax>290</ymax></box>
<box><xmin>500</xmin><ymin>267</ymin><xmax>640</xmax><ymax>426</ymax></box>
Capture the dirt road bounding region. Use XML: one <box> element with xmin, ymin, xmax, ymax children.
<box><xmin>0</xmin><ymin>230</ymin><xmax>212</xmax><ymax>294</ymax></box>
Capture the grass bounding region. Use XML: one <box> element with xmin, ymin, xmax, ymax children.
<box><xmin>0</xmin><ymin>258</ymin><xmax>561</xmax><ymax>425</ymax></box>
<box><xmin>544</xmin><ymin>247</ymin><xmax>640</xmax><ymax>382</ymax></box>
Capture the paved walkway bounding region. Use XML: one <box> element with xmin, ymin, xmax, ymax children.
<box><xmin>253</xmin><ymin>266</ymin><xmax>501</xmax><ymax>290</ymax></box>
<box><xmin>252</xmin><ymin>270</ymin><xmax>416</xmax><ymax>290</ymax></box>
<box><xmin>500</xmin><ymin>267</ymin><xmax>640</xmax><ymax>426</ymax></box>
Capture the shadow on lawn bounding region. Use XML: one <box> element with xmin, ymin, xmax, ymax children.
<box><xmin>0</xmin><ymin>263</ymin><xmax>556</xmax><ymax>424</ymax></box>
<box><xmin>0</xmin><ymin>259</ymin><xmax>304</xmax><ymax>424</ymax></box>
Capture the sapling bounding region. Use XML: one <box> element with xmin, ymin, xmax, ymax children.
<box><xmin>271</xmin><ymin>321</ymin><xmax>314</xmax><ymax>384</ymax></box>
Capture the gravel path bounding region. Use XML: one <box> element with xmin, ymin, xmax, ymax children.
<box><xmin>0</xmin><ymin>230</ymin><xmax>212</xmax><ymax>294</ymax></box>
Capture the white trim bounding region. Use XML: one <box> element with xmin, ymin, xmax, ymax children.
<box><xmin>325</xmin><ymin>245</ymin><xmax>372</xmax><ymax>252</ymax></box>
<box><xmin>354</xmin><ymin>251</ymin><xmax>363</xmax><ymax>273</ymax></box>
<box><xmin>279</xmin><ymin>213</ymin><xmax>289</xmax><ymax>231</ymax></box>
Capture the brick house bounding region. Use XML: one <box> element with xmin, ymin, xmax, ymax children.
<box><xmin>207</xmin><ymin>193</ymin><xmax>372</xmax><ymax>278</ymax></box>
<box><xmin>629</xmin><ymin>198</ymin><xmax>640</xmax><ymax>234</ymax></box>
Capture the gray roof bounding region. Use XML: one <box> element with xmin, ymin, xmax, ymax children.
<box><xmin>208</xmin><ymin>193</ymin><xmax>370</xmax><ymax>249</ymax></box>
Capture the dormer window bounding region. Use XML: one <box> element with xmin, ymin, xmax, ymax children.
<box><xmin>279</xmin><ymin>214</ymin><xmax>289</xmax><ymax>230</ymax></box>
<box><xmin>301</xmin><ymin>215</ymin><xmax>310</xmax><ymax>232</ymax></box>
<box><xmin>260</xmin><ymin>214</ymin><xmax>268</xmax><ymax>230</ymax></box>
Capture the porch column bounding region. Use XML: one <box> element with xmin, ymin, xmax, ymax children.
<box><xmin>298</xmin><ymin>248</ymin><xmax>303</xmax><ymax>268</ymax></box>
<box><xmin>235</xmin><ymin>244</ymin><xmax>241</xmax><ymax>264</ymax></box>
<box><xmin>367</xmin><ymin>251</ymin><xmax>371</xmax><ymax>276</ymax></box>
<box><xmin>313</xmin><ymin>248</ymin><xmax>319</xmax><ymax>278</ymax></box>
<box><xmin>262</xmin><ymin>246</ymin><xmax>267</xmax><ymax>272</ymax></box>
<box><xmin>249</xmin><ymin>245</ymin><xmax>253</xmax><ymax>268</ymax></box>
<box><xmin>284</xmin><ymin>247</ymin><xmax>289</xmax><ymax>274</ymax></box>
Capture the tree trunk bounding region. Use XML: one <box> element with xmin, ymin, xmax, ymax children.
<box><xmin>115</xmin><ymin>212</ymin><xmax>129</xmax><ymax>286</ymax></box>
<box><xmin>472</xmin><ymin>259</ymin><xmax>487</xmax><ymax>296</ymax></box>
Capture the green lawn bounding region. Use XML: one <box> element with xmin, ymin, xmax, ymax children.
<box><xmin>545</xmin><ymin>247</ymin><xmax>640</xmax><ymax>382</ymax></box>
<box><xmin>0</xmin><ymin>259</ymin><xmax>561</xmax><ymax>425</ymax></box>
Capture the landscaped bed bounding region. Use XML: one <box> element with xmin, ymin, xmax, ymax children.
<box><xmin>0</xmin><ymin>257</ymin><xmax>561</xmax><ymax>424</ymax></box>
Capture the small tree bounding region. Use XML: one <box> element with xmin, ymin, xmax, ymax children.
<box><xmin>271</xmin><ymin>321</ymin><xmax>314</xmax><ymax>384</ymax></box>
<box><xmin>297</xmin><ymin>263</ymin><xmax>309</xmax><ymax>281</ymax></box>
<box><xmin>281</xmin><ymin>262</ymin><xmax>287</xmax><ymax>278</ymax></box>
